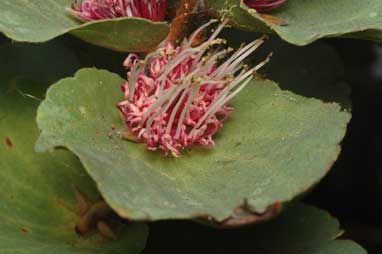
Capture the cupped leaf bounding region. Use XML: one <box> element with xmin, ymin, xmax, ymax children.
<box><xmin>0</xmin><ymin>43</ymin><xmax>147</xmax><ymax>254</ymax></box>
<box><xmin>205</xmin><ymin>0</ymin><xmax>382</xmax><ymax>45</ymax></box>
<box><xmin>69</xmin><ymin>18</ymin><xmax>169</xmax><ymax>52</ymax></box>
<box><xmin>36</xmin><ymin>68</ymin><xmax>351</xmax><ymax>222</ymax></box>
<box><xmin>146</xmin><ymin>204</ymin><xmax>366</xmax><ymax>254</ymax></box>
<box><xmin>0</xmin><ymin>0</ymin><xmax>169</xmax><ymax>52</ymax></box>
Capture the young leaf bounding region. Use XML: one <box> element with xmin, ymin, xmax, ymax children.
<box><xmin>205</xmin><ymin>0</ymin><xmax>382</xmax><ymax>45</ymax></box>
<box><xmin>36</xmin><ymin>68</ymin><xmax>351</xmax><ymax>222</ymax></box>
<box><xmin>0</xmin><ymin>79</ymin><xmax>148</xmax><ymax>254</ymax></box>
<box><xmin>0</xmin><ymin>0</ymin><xmax>169</xmax><ymax>52</ymax></box>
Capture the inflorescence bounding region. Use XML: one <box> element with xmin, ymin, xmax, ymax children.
<box><xmin>70</xmin><ymin>0</ymin><xmax>167</xmax><ymax>21</ymax></box>
<box><xmin>117</xmin><ymin>20</ymin><xmax>271</xmax><ymax>157</ymax></box>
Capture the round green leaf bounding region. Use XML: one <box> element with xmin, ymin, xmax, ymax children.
<box><xmin>205</xmin><ymin>0</ymin><xmax>382</xmax><ymax>45</ymax></box>
<box><xmin>0</xmin><ymin>0</ymin><xmax>169</xmax><ymax>52</ymax></box>
<box><xmin>0</xmin><ymin>43</ymin><xmax>148</xmax><ymax>254</ymax></box>
<box><xmin>36</xmin><ymin>68</ymin><xmax>351</xmax><ymax>221</ymax></box>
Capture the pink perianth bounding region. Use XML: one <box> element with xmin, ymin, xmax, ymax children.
<box><xmin>244</xmin><ymin>0</ymin><xmax>287</xmax><ymax>12</ymax></box>
<box><xmin>70</xmin><ymin>0</ymin><xmax>167</xmax><ymax>21</ymax></box>
<box><xmin>117</xmin><ymin>20</ymin><xmax>270</xmax><ymax>157</ymax></box>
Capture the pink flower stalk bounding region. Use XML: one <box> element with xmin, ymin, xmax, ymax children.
<box><xmin>117</xmin><ymin>20</ymin><xmax>270</xmax><ymax>157</ymax></box>
<box><xmin>244</xmin><ymin>0</ymin><xmax>287</xmax><ymax>12</ymax></box>
<box><xmin>70</xmin><ymin>0</ymin><xmax>167</xmax><ymax>22</ymax></box>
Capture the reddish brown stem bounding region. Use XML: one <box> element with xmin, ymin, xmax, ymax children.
<box><xmin>75</xmin><ymin>201</ymin><xmax>113</xmax><ymax>235</ymax></box>
<box><xmin>74</xmin><ymin>188</ymin><xmax>92</xmax><ymax>216</ymax></box>
<box><xmin>167</xmin><ymin>0</ymin><xmax>199</xmax><ymax>45</ymax></box>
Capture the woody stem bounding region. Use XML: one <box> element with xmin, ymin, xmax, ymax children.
<box><xmin>75</xmin><ymin>201</ymin><xmax>114</xmax><ymax>235</ymax></box>
<box><xmin>167</xmin><ymin>0</ymin><xmax>199</xmax><ymax>45</ymax></box>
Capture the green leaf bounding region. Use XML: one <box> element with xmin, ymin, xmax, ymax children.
<box><xmin>36</xmin><ymin>68</ymin><xmax>351</xmax><ymax>222</ymax></box>
<box><xmin>205</xmin><ymin>0</ymin><xmax>382</xmax><ymax>45</ymax></box>
<box><xmin>146</xmin><ymin>204</ymin><xmax>366</xmax><ymax>254</ymax></box>
<box><xmin>0</xmin><ymin>0</ymin><xmax>169</xmax><ymax>52</ymax></box>
<box><xmin>0</xmin><ymin>43</ymin><xmax>148</xmax><ymax>254</ymax></box>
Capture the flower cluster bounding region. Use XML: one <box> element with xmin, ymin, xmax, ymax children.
<box><xmin>244</xmin><ymin>0</ymin><xmax>287</xmax><ymax>12</ymax></box>
<box><xmin>70</xmin><ymin>0</ymin><xmax>167</xmax><ymax>22</ymax></box>
<box><xmin>117</xmin><ymin>20</ymin><xmax>270</xmax><ymax>157</ymax></box>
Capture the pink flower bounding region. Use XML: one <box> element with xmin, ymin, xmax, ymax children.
<box><xmin>244</xmin><ymin>0</ymin><xmax>287</xmax><ymax>12</ymax></box>
<box><xmin>70</xmin><ymin>0</ymin><xmax>167</xmax><ymax>22</ymax></box>
<box><xmin>117</xmin><ymin>20</ymin><xmax>271</xmax><ymax>157</ymax></box>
